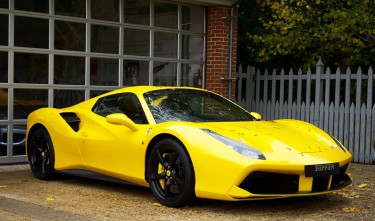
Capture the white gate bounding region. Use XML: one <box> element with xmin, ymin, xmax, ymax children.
<box><xmin>237</xmin><ymin>59</ymin><xmax>375</xmax><ymax>164</ymax></box>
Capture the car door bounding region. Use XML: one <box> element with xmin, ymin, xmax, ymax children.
<box><xmin>77</xmin><ymin>93</ymin><xmax>149</xmax><ymax>183</ymax></box>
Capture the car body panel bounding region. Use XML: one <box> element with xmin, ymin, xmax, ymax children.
<box><xmin>26</xmin><ymin>86</ymin><xmax>352</xmax><ymax>202</ymax></box>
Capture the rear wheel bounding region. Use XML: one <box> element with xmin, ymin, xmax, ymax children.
<box><xmin>147</xmin><ymin>138</ymin><xmax>195</xmax><ymax>207</ymax></box>
<box><xmin>27</xmin><ymin>128</ymin><xmax>56</xmax><ymax>180</ymax></box>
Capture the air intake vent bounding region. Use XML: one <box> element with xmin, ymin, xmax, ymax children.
<box><xmin>60</xmin><ymin>113</ymin><xmax>81</xmax><ymax>132</ymax></box>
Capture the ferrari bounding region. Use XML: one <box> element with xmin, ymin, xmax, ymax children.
<box><xmin>26</xmin><ymin>86</ymin><xmax>352</xmax><ymax>207</ymax></box>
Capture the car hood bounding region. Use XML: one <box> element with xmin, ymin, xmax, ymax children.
<box><xmin>199</xmin><ymin>120</ymin><xmax>338</xmax><ymax>155</ymax></box>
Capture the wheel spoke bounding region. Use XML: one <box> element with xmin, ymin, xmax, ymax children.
<box><xmin>41</xmin><ymin>157</ymin><xmax>46</xmax><ymax>173</ymax></box>
<box><xmin>171</xmin><ymin>174</ymin><xmax>184</xmax><ymax>186</ymax></box>
<box><xmin>168</xmin><ymin>152</ymin><xmax>178</xmax><ymax>167</ymax></box>
<box><xmin>34</xmin><ymin>155</ymin><xmax>43</xmax><ymax>164</ymax></box>
<box><xmin>164</xmin><ymin>178</ymin><xmax>172</xmax><ymax>198</ymax></box>
<box><xmin>151</xmin><ymin>172</ymin><xmax>166</xmax><ymax>181</ymax></box>
<box><xmin>156</xmin><ymin>149</ymin><xmax>169</xmax><ymax>168</ymax></box>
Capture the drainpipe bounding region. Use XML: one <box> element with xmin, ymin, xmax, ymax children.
<box><xmin>221</xmin><ymin>0</ymin><xmax>241</xmax><ymax>99</ymax></box>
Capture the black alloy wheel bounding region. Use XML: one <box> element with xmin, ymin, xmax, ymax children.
<box><xmin>147</xmin><ymin>138</ymin><xmax>195</xmax><ymax>208</ymax></box>
<box><xmin>27</xmin><ymin>128</ymin><xmax>56</xmax><ymax>180</ymax></box>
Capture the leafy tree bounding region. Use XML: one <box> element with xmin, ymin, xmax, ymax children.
<box><xmin>240</xmin><ymin>0</ymin><xmax>375</xmax><ymax>70</ymax></box>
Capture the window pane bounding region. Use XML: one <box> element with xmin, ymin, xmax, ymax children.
<box><xmin>0</xmin><ymin>125</ymin><xmax>9</xmax><ymax>156</ymax></box>
<box><xmin>124</xmin><ymin>60</ymin><xmax>149</xmax><ymax>86</ymax></box>
<box><xmin>91</xmin><ymin>0</ymin><xmax>119</xmax><ymax>22</ymax></box>
<box><xmin>124</xmin><ymin>28</ymin><xmax>149</xmax><ymax>56</ymax></box>
<box><xmin>54</xmin><ymin>55</ymin><xmax>85</xmax><ymax>85</ymax></box>
<box><xmin>0</xmin><ymin>89</ymin><xmax>7</xmax><ymax>119</ymax></box>
<box><xmin>90</xmin><ymin>58</ymin><xmax>119</xmax><ymax>86</ymax></box>
<box><xmin>154</xmin><ymin>31</ymin><xmax>178</xmax><ymax>58</ymax></box>
<box><xmin>124</xmin><ymin>0</ymin><xmax>149</xmax><ymax>26</ymax></box>
<box><xmin>15</xmin><ymin>0</ymin><xmax>49</xmax><ymax>13</ymax></box>
<box><xmin>55</xmin><ymin>20</ymin><xmax>85</xmax><ymax>51</ymax></box>
<box><xmin>181</xmin><ymin>34</ymin><xmax>204</xmax><ymax>59</ymax></box>
<box><xmin>91</xmin><ymin>24</ymin><xmax>119</xmax><ymax>54</ymax></box>
<box><xmin>181</xmin><ymin>64</ymin><xmax>202</xmax><ymax>87</ymax></box>
<box><xmin>14</xmin><ymin>53</ymin><xmax>48</xmax><ymax>84</ymax></box>
<box><xmin>0</xmin><ymin>14</ymin><xmax>8</xmax><ymax>45</ymax></box>
<box><xmin>14</xmin><ymin>89</ymin><xmax>48</xmax><ymax>119</ymax></box>
<box><xmin>153</xmin><ymin>61</ymin><xmax>177</xmax><ymax>86</ymax></box>
<box><xmin>90</xmin><ymin>90</ymin><xmax>109</xmax><ymax>98</ymax></box>
<box><xmin>154</xmin><ymin>1</ymin><xmax>177</xmax><ymax>29</ymax></box>
<box><xmin>15</xmin><ymin>16</ymin><xmax>49</xmax><ymax>49</ymax></box>
<box><xmin>12</xmin><ymin>124</ymin><xmax>27</xmax><ymax>156</ymax></box>
<box><xmin>0</xmin><ymin>0</ymin><xmax>8</xmax><ymax>8</ymax></box>
<box><xmin>54</xmin><ymin>90</ymin><xmax>84</xmax><ymax>108</ymax></box>
<box><xmin>55</xmin><ymin>0</ymin><xmax>86</xmax><ymax>18</ymax></box>
<box><xmin>0</xmin><ymin>52</ymin><xmax>7</xmax><ymax>83</ymax></box>
<box><xmin>182</xmin><ymin>5</ymin><xmax>204</xmax><ymax>32</ymax></box>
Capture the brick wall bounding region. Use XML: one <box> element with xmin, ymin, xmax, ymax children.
<box><xmin>206</xmin><ymin>6</ymin><xmax>238</xmax><ymax>100</ymax></box>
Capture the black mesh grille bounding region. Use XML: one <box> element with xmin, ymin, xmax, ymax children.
<box><xmin>239</xmin><ymin>172</ymin><xmax>299</xmax><ymax>194</ymax></box>
<box><xmin>331</xmin><ymin>163</ymin><xmax>351</xmax><ymax>190</ymax></box>
<box><xmin>312</xmin><ymin>176</ymin><xmax>329</xmax><ymax>192</ymax></box>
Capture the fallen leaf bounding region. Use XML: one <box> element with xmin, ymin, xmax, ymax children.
<box><xmin>46</xmin><ymin>197</ymin><xmax>55</xmax><ymax>201</ymax></box>
<box><xmin>357</xmin><ymin>184</ymin><xmax>368</xmax><ymax>188</ymax></box>
<box><xmin>153</xmin><ymin>203</ymin><xmax>162</xmax><ymax>207</ymax></box>
<box><xmin>342</xmin><ymin>207</ymin><xmax>360</xmax><ymax>213</ymax></box>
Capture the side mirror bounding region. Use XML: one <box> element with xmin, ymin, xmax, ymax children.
<box><xmin>106</xmin><ymin>113</ymin><xmax>139</xmax><ymax>132</ymax></box>
<box><xmin>250</xmin><ymin>112</ymin><xmax>262</xmax><ymax>121</ymax></box>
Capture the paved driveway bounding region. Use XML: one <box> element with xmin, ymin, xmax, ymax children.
<box><xmin>0</xmin><ymin>163</ymin><xmax>374</xmax><ymax>221</ymax></box>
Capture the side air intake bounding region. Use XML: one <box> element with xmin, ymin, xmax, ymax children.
<box><xmin>60</xmin><ymin>113</ymin><xmax>81</xmax><ymax>132</ymax></box>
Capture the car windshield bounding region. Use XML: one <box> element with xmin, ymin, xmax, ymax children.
<box><xmin>143</xmin><ymin>89</ymin><xmax>255</xmax><ymax>123</ymax></box>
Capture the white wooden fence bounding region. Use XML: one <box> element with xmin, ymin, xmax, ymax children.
<box><xmin>237</xmin><ymin>59</ymin><xmax>375</xmax><ymax>164</ymax></box>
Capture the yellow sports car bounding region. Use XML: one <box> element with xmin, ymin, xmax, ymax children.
<box><xmin>26</xmin><ymin>86</ymin><xmax>352</xmax><ymax>207</ymax></box>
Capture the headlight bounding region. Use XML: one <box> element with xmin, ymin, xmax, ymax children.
<box><xmin>202</xmin><ymin>129</ymin><xmax>265</xmax><ymax>160</ymax></box>
<box><xmin>329</xmin><ymin>135</ymin><xmax>347</xmax><ymax>153</ymax></box>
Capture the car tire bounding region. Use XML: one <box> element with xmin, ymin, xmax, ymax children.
<box><xmin>147</xmin><ymin>138</ymin><xmax>195</xmax><ymax>208</ymax></box>
<box><xmin>27</xmin><ymin>128</ymin><xmax>56</xmax><ymax>180</ymax></box>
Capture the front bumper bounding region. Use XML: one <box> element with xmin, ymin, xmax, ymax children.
<box><xmin>235</xmin><ymin>163</ymin><xmax>352</xmax><ymax>198</ymax></box>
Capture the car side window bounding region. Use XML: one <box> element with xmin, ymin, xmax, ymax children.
<box><xmin>92</xmin><ymin>93</ymin><xmax>148</xmax><ymax>124</ymax></box>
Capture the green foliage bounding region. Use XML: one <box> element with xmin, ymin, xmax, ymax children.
<box><xmin>240</xmin><ymin>0</ymin><xmax>375</xmax><ymax>70</ymax></box>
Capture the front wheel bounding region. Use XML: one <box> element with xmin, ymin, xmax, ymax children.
<box><xmin>147</xmin><ymin>138</ymin><xmax>195</xmax><ymax>207</ymax></box>
<box><xmin>27</xmin><ymin>128</ymin><xmax>56</xmax><ymax>180</ymax></box>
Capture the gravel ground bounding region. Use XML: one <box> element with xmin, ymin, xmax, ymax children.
<box><xmin>0</xmin><ymin>163</ymin><xmax>374</xmax><ymax>221</ymax></box>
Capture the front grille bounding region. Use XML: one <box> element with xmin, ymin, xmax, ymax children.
<box><xmin>239</xmin><ymin>172</ymin><xmax>299</xmax><ymax>194</ymax></box>
<box><xmin>311</xmin><ymin>163</ymin><xmax>350</xmax><ymax>192</ymax></box>
<box><xmin>239</xmin><ymin>163</ymin><xmax>351</xmax><ymax>195</ymax></box>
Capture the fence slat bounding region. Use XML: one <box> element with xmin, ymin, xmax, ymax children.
<box><xmin>365</xmin><ymin>67</ymin><xmax>373</xmax><ymax>164</ymax></box>
<box><xmin>349</xmin><ymin>104</ymin><xmax>356</xmax><ymax>162</ymax></box>
<box><xmin>334</xmin><ymin>68</ymin><xmax>341</xmax><ymax>139</ymax></box>
<box><xmin>338</xmin><ymin>103</ymin><xmax>345</xmax><ymax>144</ymax></box>
<box><xmin>324</xmin><ymin>68</ymin><xmax>331</xmax><ymax>132</ymax></box>
<box><xmin>360</xmin><ymin>104</ymin><xmax>366</xmax><ymax>163</ymax></box>
<box><xmin>372</xmin><ymin>103</ymin><xmax>375</xmax><ymax>164</ymax></box>
<box><xmin>296</xmin><ymin>69</ymin><xmax>302</xmax><ymax>120</ymax></box>
<box><xmin>288</xmin><ymin>69</ymin><xmax>294</xmax><ymax>118</ymax></box>
<box><xmin>343</xmin><ymin>68</ymin><xmax>351</xmax><ymax>150</ymax></box>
